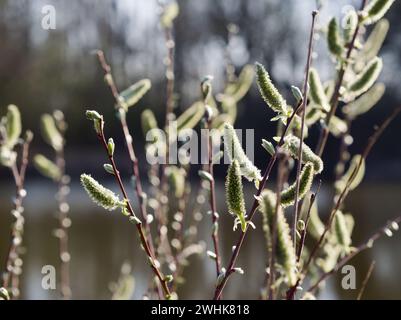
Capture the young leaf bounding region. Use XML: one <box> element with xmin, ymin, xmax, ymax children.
<box><xmin>348</xmin><ymin>57</ymin><xmax>383</xmax><ymax>98</ymax></box>
<box><xmin>41</xmin><ymin>114</ymin><xmax>63</xmax><ymax>151</ymax></box>
<box><xmin>343</xmin><ymin>9</ymin><xmax>358</xmax><ymax>43</ymax></box>
<box><xmin>5</xmin><ymin>104</ymin><xmax>22</xmax><ymax>148</ymax></box>
<box><xmin>118</xmin><ymin>79</ymin><xmax>151</xmax><ymax>110</ymax></box>
<box><xmin>309</xmin><ymin>68</ymin><xmax>330</xmax><ymax>112</ymax></box>
<box><xmin>34</xmin><ymin>154</ymin><xmax>61</xmax><ymax>181</ymax></box>
<box><xmin>176</xmin><ymin>101</ymin><xmax>205</xmax><ymax>132</ymax></box>
<box><xmin>335</xmin><ymin>154</ymin><xmax>365</xmax><ymax>193</ymax></box>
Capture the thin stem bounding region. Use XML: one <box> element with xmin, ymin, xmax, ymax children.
<box><xmin>307</xmin><ymin>217</ymin><xmax>401</xmax><ymax>294</ymax></box>
<box><xmin>356</xmin><ymin>260</ymin><xmax>376</xmax><ymax>300</ymax></box>
<box><xmin>213</xmin><ymin>100</ymin><xmax>303</xmax><ymax>300</ymax></box>
<box><xmin>303</xmin><ymin>105</ymin><xmax>401</xmax><ymax>278</ymax></box>
<box><xmin>96</xmin><ymin>119</ymin><xmax>171</xmax><ymax>299</ymax></box>
<box><xmin>95</xmin><ymin>50</ymin><xmax>155</xmax><ymax>256</ymax></box>
<box><xmin>2</xmin><ymin>134</ymin><xmax>32</xmax><ymax>298</ymax></box>
<box><xmin>315</xmin><ymin>0</ymin><xmax>368</xmax><ymax>157</ymax></box>
<box><xmin>55</xmin><ymin>146</ymin><xmax>71</xmax><ymax>299</ymax></box>
<box><xmin>292</xmin><ymin>10</ymin><xmax>318</xmax><ymax>251</ymax></box>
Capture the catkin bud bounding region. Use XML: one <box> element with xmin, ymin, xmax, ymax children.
<box><xmin>281</xmin><ymin>162</ymin><xmax>314</xmax><ymax>208</ymax></box>
<box><xmin>343</xmin><ymin>83</ymin><xmax>385</xmax><ymax>119</ymax></box>
<box><xmin>261</xmin><ymin>139</ymin><xmax>275</xmax><ymax>157</ymax></box>
<box><xmin>291</xmin><ymin>85</ymin><xmax>303</xmax><ymax>104</ymax></box>
<box><xmin>118</xmin><ymin>79</ymin><xmax>151</xmax><ymax>111</ymax></box>
<box><xmin>176</xmin><ymin>101</ymin><xmax>205</xmax><ymax>132</ymax></box>
<box><xmin>5</xmin><ymin>104</ymin><xmax>22</xmax><ymax>148</ymax></box>
<box><xmin>255</xmin><ymin>62</ymin><xmax>288</xmax><ymax>115</ymax></box>
<box><xmin>103</xmin><ymin>164</ymin><xmax>115</xmax><ymax>175</ymax></box>
<box><xmin>223</xmin><ymin>123</ymin><xmax>262</xmax><ymax>184</ymax></box>
<box><xmin>225</xmin><ymin>160</ymin><xmax>247</xmax><ymax>232</ymax></box>
<box><xmin>342</xmin><ymin>9</ymin><xmax>358</xmax><ymax>43</ymax></box>
<box><xmin>283</xmin><ymin>135</ymin><xmax>323</xmax><ymax>174</ymax></box>
<box><xmin>107</xmin><ymin>138</ymin><xmax>115</xmax><ymax>156</ymax></box>
<box><xmin>80</xmin><ymin>174</ymin><xmax>125</xmax><ymax>211</ymax></box>
<box><xmin>201</xmin><ymin>75</ymin><xmax>213</xmax><ymax>101</ymax></box>
<box><xmin>41</xmin><ymin>114</ymin><xmax>63</xmax><ymax>151</ymax></box>
<box><xmin>362</xmin><ymin>0</ymin><xmax>395</xmax><ymax>25</ymax></box>
<box><xmin>348</xmin><ymin>57</ymin><xmax>383</xmax><ymax>98</ymax></box>
<box><xmin>85</xmin><ymin>110</ymin><xmax>102</xmax><ymax>121</ymax></box>
<box><xmin>309</xmin><ymin>69</ymin><xmax>330</xmax><ymax>112</ymax></box>
<box><xmin>258</xmin><ymin>190</ymin><xmax>297</xmax><ymax>286</ymax></box>
<box><xmin>34</xmin><ymin>154</ymin><xmax>62</xmax><ymax>181</ymax></box>
<box><xmin>327</xmin><ymin>17</ymin><xmax>344</xmax><ymax>57</ymax></box>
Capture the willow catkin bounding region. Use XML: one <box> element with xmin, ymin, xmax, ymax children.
<box><xmin>34</xmin><ymin>154</ymin><xmax>61</xmax><ymax>181</ymax></box>
<box><xmin>343</xmin><ymin>9</ymin><xmax>358</xmax><ymax>43</ymax></box>
<box><xmin>327</xmin><ymin>115</ymin><xmax>348</xmax><ymax>137</ymax></box>
<box><xmin>309</xmin><ymin>68</ymin><xmax>330</xmax><ymax>112</ymax></box>
<box><xmin>348</xmin><ymin>56</ymin><xmax>383</xmax><ymax>98</ymax></box>
<box><xmin>362</xmin><ymin>0</ymin><xmax>395</xmax><ymax>25</ymax></box>
<box><xmin>118</xmin><ymin>79</ymin><xmax>151</xmax><ymax>111</ymax></box>
<box><xmin>335</xmin><ymin>154</ymin><xmax>365</xmax><ymax>194</ymax></box>
<box><xmin>80</xmin><ymin>174</ymin><xmax>125</xmax><ymax>211</ymax></box>
<box><xmin>225</xmin><ymin>160</ymin><xmax>247</xmax><ymax>232</ymax></box>
<box><xmin>333</xmin><ymin>210</ymin><xmax>352</xmax><ymax>251</ymax></box>
<box><xmin>255</xmin><ymin>62</ymin><xmax>288</xmax><ymax>115</ymax></box>
<box><xmin>281</xmin><ymin>162</ymin><xmax>314</xmax><ymax>208</ymax></box>
<box><xmin>258</xmin><ymin>190</ymin><xmax>297</xmax><ymax>286</ymax></box>
<box><xmin>327</xmin><ymin>17</ymin><xmax>344</xmax><ymax>57</ymax></box>
<box><xmin>41</xmin><ymin>114</ymin><xmax>63</xmax><ymax>151</ymax></box>
<box><xmin>223</xmin><ymin>123</ymin><xmax>262</xmax><ymax>184</ymax></box>
<box><xmin>176</xmin><ymin>101</ymin><xmax>205</xmax><ymax>132</ymax></box>
<box><xmin>343</xmin><ymin>83</ymin><xmax>385</xmax><ymax>119</ymax></box>
<box><xmin>283</xmin><ymin>135</ymin><xmax>323</xmax><ymax>174</ymax></box>
<box><xmin>5</xmin><ymin>104</ymin><xmax>22</xmax><ymax>148</ymax></box>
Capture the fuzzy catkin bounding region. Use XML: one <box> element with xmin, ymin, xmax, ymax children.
<box><xmin>358</xmin><ymin>19</ymin><xmax>389</xmax><ymax>64</ymax></box>
<box><xmin>119</xmin><ymin>79</ymin><xmax>151</xmax><ymax>111</ymax></box>
<box><xmin>362</xmin><ymin>0</ymin><xmax>395</xmax><ymax>25</ymax></box>
<box><xmin>258</xmin><ymin>190</ymin><xmax>297</xmax><ymax>286</ymax></box>
<box><xmin>309</xmin><ymin>69</ymin><xmax>330</xmax><ymax>112</ymax></box>
<box><xmin>343</xmin><ymin>83</ymin><xmax>385</xmax><ymax>119</ymax></box>
<box><xmin>281</xmin><ymin>162</ymin><xmax>314</xmax><ymax>208</ymax></box>
<box><xmin>34</xmin><ymin>154</ymin><xmax>61</xmax><ymax>181</ymax></box>
<box><xmin>41</xmin><ymin>114</ymin><xmax>63</xmax><ymax>151</ymax></box>
<box><xmin>255</xmin><ymin>62</ymin><xmax>288</xmax><ymax>115</ymax></box>
<box><xmin>327</xmin><ymin>17</ymin><xmax>344</xmax><ymax>57</ymax></box>
<box><xmin>5</xmin><ymin>104</ymin><xmax>22</xmax><ymax>148</ymax></box>
<box><xmin>223</xmin><ymin>123</ymin><xmax>262</xmax><ymax>183</ymax></box>
<box><xmin>80</xmin><ymin>174</ymin><xmax>124</xmax><ymax>211</ymax></box>
<box><xmin>348</xmin><ymin>57</ymin><xmax>383</xmax><ymax>97</ymax></box>
<box><xmin>283</xmin><ymin>135</ymin><xmax>323</xmax><ymax>174</ymax></box>
<box><xmin>225</xmin><ymin>160</ymin><xmax>247</xmax><ymax>232</ymax></box>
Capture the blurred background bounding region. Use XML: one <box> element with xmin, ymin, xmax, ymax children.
<box><xmin>0</xmin><ymin>0</ymin><xmax>401</xmax><ymax>299</ymax></box>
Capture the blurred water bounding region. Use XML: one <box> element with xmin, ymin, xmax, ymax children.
<box><xmin>0</xmin><ymin>181</ymin><xmax>400</xmax><ymax>300</ymax></box>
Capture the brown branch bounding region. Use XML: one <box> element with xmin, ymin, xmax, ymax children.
<box><xmin>95</xmin><ymin>118</ymin><xmax>171</xmax><ymax>299</ymax></box>
<box><xmin>315</xmin><ymin>0</ymin><xmax>368</xmax><ymax>157</ymax></box>
<box><xmin>307</xmin><ymin>217</ymin><xmax>401</xmax><ymax>294</ymax></box>
<box><xmin>292</xmin><ymin>10</ymin><xmax>318</xmax><ymax>250</ymax></box>
<box><xmin>356</xmin><ymin>260</ymin><xmax>376</xmax><ymax>300</ymax></box>
<box><xmin>213</xmin><ymin>99</ymin><xmax>303</xmax><ymax>300</ymax></box>
<box><xmin>95</xmin><ymin>50</ymin><xmax>155</xmax><ymax>256</ymax></box>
